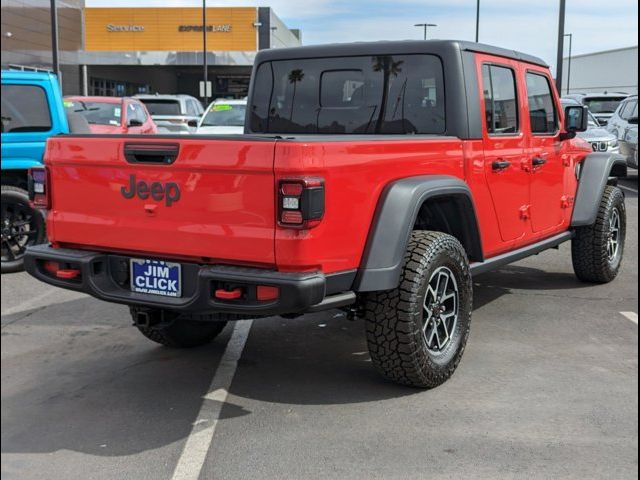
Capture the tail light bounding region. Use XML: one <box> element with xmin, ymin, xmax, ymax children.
<box><xmin>28</xmin><ymin>167</ymin><xmax>50</xmax><ymax>209</ymax></box>
<box><xmin>278</xmin><ymin>177</ymin><xmax>325</xmax><ymax>229</ymax></box>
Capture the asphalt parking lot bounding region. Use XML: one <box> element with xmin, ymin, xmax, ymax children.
<box><xmin>2</xmin><ymin>173</ymin><xmax>638</xmax><ymax>480</ymax></box>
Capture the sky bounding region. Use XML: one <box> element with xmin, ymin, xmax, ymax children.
<box><xmin>86</xmin><ymin>0</ymin><xmax>639</xmax><ymax>74</ymax></box>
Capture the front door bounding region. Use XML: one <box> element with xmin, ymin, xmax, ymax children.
<box><xmin>524</xmin><ymin>70</ymin><xmax>565</xmax><ymax>234</ymax></box>
<box><xmin>479</xmin><ymin>58</ymin><xmax>530</xmax><ymax>243</ymax></box>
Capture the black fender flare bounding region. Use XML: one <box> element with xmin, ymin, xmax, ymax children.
<box><xmin>571</xmin><ymin>153</ymin><xmax>627</xmax><ymax>227</ymax></box>
<box><xmin>354</xmin><ymin>175</ymin><xmax>483</xmax><ymax>292</ymax></box>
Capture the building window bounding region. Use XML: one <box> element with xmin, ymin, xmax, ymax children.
<box><xmin>90</xmin><ymin>77</ymin><xmax>150</xmax><ymax>97</ymax></box>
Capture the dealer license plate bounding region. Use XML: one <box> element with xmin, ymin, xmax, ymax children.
<box><xmin>130</xmin><ymin>259</ymin><xmax>182</xmax><ymax>297</ymax></box>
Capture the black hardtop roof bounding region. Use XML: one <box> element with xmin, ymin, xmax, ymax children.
<box><xmin>254</xmin><ymin>40</ymin><xmax>548</xmax><ymax>68</ymax></box>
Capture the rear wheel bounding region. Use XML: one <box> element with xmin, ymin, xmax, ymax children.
<box><xmin>131</xmin><ymin>307</ymin><xmax>228</xmax><ymax>348</ymax></box>
<box><xmin>363</xmin><ymin>231</ymin><xmax>473</xmax><ymax>388</ymax></box>
<box><xmin>572</xmin><ymin>185</ymin><xmax>626</xmax><ymax>283</ymax></box>
<box><xmin>1</xmin><ymin>185</ymin><xmax>45</xmax><ymax>274</ymax></box>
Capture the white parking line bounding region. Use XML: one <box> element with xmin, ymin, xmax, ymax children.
<box><xmin>1</xmin><ymin>288</ymin><xmax>58</xmax><ymax>317</ymax></box>
<box><xmin>171</xmin><ymin>319</ymin><xmax>253</xmax><ymax>480</ymax></box>
<box><xmin>620</xmin><ymin>312</ymin><xmax>638</xmax><ymax>325</ymax></box>
<box><xmin>619</xmin><ymin>185</ymin><xmax>638</xmax><ymax>194</ymax></box>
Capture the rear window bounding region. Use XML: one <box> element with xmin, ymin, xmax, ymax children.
<box><xmin>583</xmin><ymin>97</ymin><xmax>626</xmax><ymax>114</ymax></box>
<box><xmin>250</xmin><ymin>54</ymin><xmax>445</xmax><ymax>134</ymax></box>
<box><xmin>138</xmin><ymin>99</ymin><xmax>182</xmax><ymax>116</ymax></box>
<box><xmin>201</xmin><ymin>103</ymin><xmax>247</xmax><ymax>127</ymax></box>
<box><xmin>65</xmin><ymin>100</ymin><xmax>122</xmax><ymax>126</ymax></box>
<box><xmin>1</xmin><ymin>85</ymin><xmax>52</xmax><ymax>133</ymax></box>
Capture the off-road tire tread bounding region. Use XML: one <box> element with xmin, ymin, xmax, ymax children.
<box><xmin>363</xmin><ymin>231</ymin><xmax>472</xmax><ymax>388</ymax></box>
<box><xmin>1</xmin><ymin>185</ymin><xmax>45</xmax><ymax>274</ymax></box>
<box><xmin>572</xmin><ymin>186</ymin><xmax>626</xmax><ymax>283</ymax></box>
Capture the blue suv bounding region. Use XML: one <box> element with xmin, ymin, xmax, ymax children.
<box><xmin>1</xmin><ymin>71</ymin><xmax>69</xmax><ymax>273</ymax></box>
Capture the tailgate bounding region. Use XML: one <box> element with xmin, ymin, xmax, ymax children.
<box><xmin>46</xmin><ymin>136</ymin><xmax>277</xmax><ymax>266</ymax></box>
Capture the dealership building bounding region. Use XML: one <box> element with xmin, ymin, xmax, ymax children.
<box><xmin>1</xmin><ymin>1</ymin><xmax>302</xmax><ymax>99</ymax></box>
<box><xmin>561</xmin><ymin>45</ymin><xmax>638</xmax><ymax>95</ymax></box>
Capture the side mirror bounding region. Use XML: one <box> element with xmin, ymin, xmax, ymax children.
<box><xmin>562</xmin><ymin>105</ymin><xmax>589</xmax><ymax>139</ymax></box>
<box><xmin>628</xmin><ymin>117</ymin><xmax>638</xmax><ymax>125</ymax></box>
<box><xmin>128</xmin><ymin>119</ymin><xmax>143</xmax><ymax>127</ymax></box>
<box><xmin>187</xmin><ymin>119</ymin><xmax>199</xmax><ymax>128</ymax></box>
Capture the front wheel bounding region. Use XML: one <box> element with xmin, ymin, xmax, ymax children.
<box><xmin>572</xmin><ymin>185</ymin><xmax>626</xmax><ymax>283</ymax></box>
<box><xmin>363</xmin><ymin>231</ymin><xmax>473</xmax><ymax>388</ymax></box>
<box><xmin>1</xmin><ymin>185</ymin><xmax>46</xmax><ymax>274</ymax></box>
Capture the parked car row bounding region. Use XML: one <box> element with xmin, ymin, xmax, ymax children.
<box><xmin>64</xmin><ymin>93</ymin><xmax>248</xmax><ymax>136</ymax></box>
<box><xmin>564</xmin><ymin>92</ymin><xmax>629</xmax><ymax>126</ymax></box>
<box><xmin>561</xmin><ymin>92</ymin><xmax>637</xmax><ymax>170</ymax></box>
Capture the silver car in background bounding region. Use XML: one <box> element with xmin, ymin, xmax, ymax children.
<box><xmin>607</xmin><ymin>95</ymin><xmax>638</xmax><ymax>169</ymax></box>
<box><xmin>134</xmin><ymin>94</ymin><xmax>204</xmax><ymax>134</ymax></box>
<box><xmin>561</xmin><ymin>98</ymin><xmax>619</xmax><ymax>153</ymax></box>
<box><xmin>564</xmin><ymin>92</ymin><xmax>629</xmax><ymax>126</ymax></box>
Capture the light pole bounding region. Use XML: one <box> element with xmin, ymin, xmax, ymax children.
<box><xmin>564</xmin><ymin>33</ymin><xmax>573</xmax><ymax>95</ymax></box>
<box><xmin>50</xmin><ymin>0</ymin><xmax>60</xmax><ymax>80</ymax></box>
<box><xmin>414</xmin><ymin>23</ymin><xmax>437</xmax><ymax>40</ymax></box>
<box><xmin>202</xmin><ymin>0</ymin><xmax>208</xmax><ymax>106</ymax></box>
<box><xmin>555</xmin><ymin>0</ymin><xmax>566</xmax><ymax>93</ymax></box>
<box><xmin>475</xmin><ymin>0</ymin><xmax>480</xmax><ymax>42</ymax></box>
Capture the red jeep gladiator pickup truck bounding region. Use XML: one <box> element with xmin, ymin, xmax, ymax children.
<box><xmin>25</xmin><ymin>41</ymin><xmax>627</xmax><ymax>388</ymax></box>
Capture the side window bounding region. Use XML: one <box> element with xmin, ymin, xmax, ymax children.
<box><xmin>482</xmin><ymin>64</ymin><xmax>519</xmax><ymax>135</ymax></box>
<box><xmin>1</xmin><ymin>85</ymin><xmax>52</xmax><ymax>133</ymax></box>
<box><xmin>621</xmin><ymin>100</ymin><xmax>637</xmax><ymax>120</ymax></box>
<box><xmin>525</xmin><ymin>72</ymin><xmax>558</xmax><ymax>134</ymax></box>
<box><xmin>127</xmin><ymin>103</ymin><xmax>137</xmax><ymax>124</ymax></box>
<box><xmin>617</xmin><ymin>101</ymin><xmax>629</xmax><ymax>120</ymax></box>
<box><xmin>186</xmin><ymin>100</ymin><xmax>200</xmax><ymax>116</ymax></box>
<box><xmin>133</xmin><ymin>103</ymin><xmax>147</xmax><ymax>122</ymax></box>
<box><xmin>184</xmin><ymin>100</ymin><xmax>195</xmax><ymax>116</ymax></box>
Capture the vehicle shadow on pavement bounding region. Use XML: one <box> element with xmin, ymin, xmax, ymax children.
<box><xmin>473</xmin><ymin>265</ymin><xmax>594</xmax><ymax>310</ymax></box>
<box><xmin>223</xmin><ymin>313</ymin><xmax>423</xmax><ymax>408</ymax></box>
<box><xmin>1</xmin><ymin>296</ymin><xmax>250</xmax><ymax>457</ymax></box>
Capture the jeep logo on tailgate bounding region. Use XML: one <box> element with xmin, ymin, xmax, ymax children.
<box><xmin>121</xmin><ymin>174</ymin><xmax>181</xmax><ymax>206</ymax></box>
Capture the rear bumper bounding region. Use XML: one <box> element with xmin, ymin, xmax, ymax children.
<box><xmin>24</xmin><ymin>244</ymin><xmax>329</xmax><ymax>316</ymax></box>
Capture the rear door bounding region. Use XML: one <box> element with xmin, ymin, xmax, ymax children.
<box><xmin>524</xmin><ymin>69</ymin><xmax>565</xmax><ymax>234</ymax></box>
<box><xmin>47</xmin><ymin>136</ymin><xmax>278</xmax><ymax>266</ymax></box>
<box><xmin>478</xmin><ymin>56</ymin><xmax>530</xmax><ymax>243</ymax></box>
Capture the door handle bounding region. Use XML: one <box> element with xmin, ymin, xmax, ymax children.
<box><xmin>532</xmin><ymin>157</ymin><xmax>547</xmax><ymax>167</ymax></box>
<box><xmin>492</xmin><ymin>160</ymin><xmax>512</xmax><ymax>171</ymax></box>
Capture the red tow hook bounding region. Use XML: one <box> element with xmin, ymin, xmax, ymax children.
<box><xmin>55</xmin><ymin>269</ymin><xmax>81</xmax><ymax>279</ymax></box>
<box><xmin>43</xmin><ymin>261</ymin><xmax>81</xmax><ymax>280</ymax></box>
<box><xmin>214</xmin><ymin>288</ymin><xmax>243</xmax><ymax>300</ymax></box>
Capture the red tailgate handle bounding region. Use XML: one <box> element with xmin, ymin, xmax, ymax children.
<box><xmin>124</xmin><ymin>143</ymin><xmax>180</xmax><ymax>165</ymax></box>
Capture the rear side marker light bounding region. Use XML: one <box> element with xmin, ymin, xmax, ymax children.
<box><xmin>256</xmin><ymin>285</ymin><xmax>279</xmax><ymax>301</ymax></box>
<box><xmin>278</xmin><ymin>178</ymin><xmax>325</xmax><ymax>229</ymax></box>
